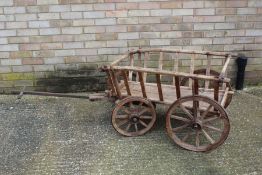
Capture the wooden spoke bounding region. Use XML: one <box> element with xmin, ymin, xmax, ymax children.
<box><xmin>140</xmin><ymin>115</ymin><xmax>152</xmax><ymax>120</ymax></box>
<box><xmin>139</xmin><ymin>120</ymin><xmax>148</xmax><ymax>128</ymax></box>
<box><xmin>202</xmin><ymin>129</ymin><xmax>215</xmax><ymax>144</ymax></box>
<box><xmin>172</xmin><ymin>123</ymin><xmax>190</xmax><ymax>132</ymax></box>
<box><xmin>118</xmin><ymin>119</ymin><xmax>129</xmax><ymax>127</ymax></box>
<box><xmin>138</xmin><ymin>107</ymin><xmax>150</xmax><ymax>116</ymax></box>
<box><xmin>134</xmin><ymin>123</ymin><xmax>138</xmax><ymax>132</ymax></box>
<box><xmin>129</xmin><ymin>101</ymin><xmax>134</xmax><ymax>108</ymax></box>
<box><xmin>203</xmin><ymin>124</ymin><xmax>222</xmax><ymax>133</ymax></box>
<box><xmin>171</xmin><ymin>115</ymin><xmax>191</xmax><ymax>123</ymax></box>
<box><xmin>181</xmin><ymin>131</ymin><xmax>195</xmax><ymax>142</ymax></box>
<box><xmin>179</xmin><ymin>104</ymin><xmax>194</xmax><ymax>120</ymax></box>
<box><xmin>115</xmin><ymin>115</ymin><xmax>129</xmax><ymax>119</ymax></box>
<box><xmin>112</xmin><ymin>97</ymin><xmax>156</xmax><ymax>137</ymax></box>
<box><xmin>195</xmin><ymin>130</ymin><xmax>200</xmax><ymax>147</ymax></box>
<box><xmin>201</xmin><ymin>104</ymin><xmax>213</xmax><ymax>119</ymax></box>
<box><xmin>122</xmin><ymin>107</ymin><xmax>131</xmax><ymax>114</ymax></box>
<box><xmin>182</xmin><ymin>133</ymin><xmax>190</xmax><ymax>142</ymax></box>
<box><xmin>126</xmin><ymin>123</ymin><xmax>132</xmax><ymax>131</ymax></box>
<box><xmin>203</xmin><ymin>116</ymin><xmax>220</xmax><ymax>123</ymax></box>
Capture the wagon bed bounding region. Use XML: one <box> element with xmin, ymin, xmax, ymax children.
<box><xmin>103</xmin><ymin>48</ymin><xmax>235</xmax><ymax>152</ymax></box>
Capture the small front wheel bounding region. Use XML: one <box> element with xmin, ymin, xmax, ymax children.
<box><xmin>166</xmin><ymin>95</ymin><xmax>230</xmax><ymax>152</ymax></box>
<box><xmin>112</xmin><ymin>97</ymin><xmax>156</xmax><ymax>137</ymax></box>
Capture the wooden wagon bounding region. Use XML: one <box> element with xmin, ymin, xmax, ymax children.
<box><xmin>102</xmin><ymin>48</ymin><xmax>234</xmax><ymax>152</ymax></box>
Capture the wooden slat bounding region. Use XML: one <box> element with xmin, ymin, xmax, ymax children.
<box><xmin>121</xmin><ymin>81</ymin><xmax>230</xmax><ymax>105</ymax></box>
<box><xmin>143</xmin><ymin>52</ymin><xmax>149</xmax><ymax>82</ymax></box>
<box><xmin>214</xmin><ymin>80</ymin><xmax>219</xmax><ymax>102</ymax></box>
<box><xmin>189</xmin><ymin>54</ymin><xmax>195</xmax><ymax>88</ymax></box>
<box><xmin>134</xmin><ymin>48</ymin><xmax>237</xmax><ymax>58</ymax></box>
<box><xmin>220</xmin><ymin>55</ymin><xmax>231</xmax><ymax>77</ymax></box>
<box><xmin>159</xmin><ymin>52</ymin><xmax>163</xmax><ymax>70</ymax></box>
<box><xmin>121</xmin><ymin>70</ymin><xmax>131</xmax><ymax>96</ymax></box>
<box><xmin>175</xmin><ymin>76</ymin><xmax>181</xmax><ymax>99</ymax></box>
<box><xmin>205</xmin><ymin>54</ymin><xmax>211</xmax><ymax>90</ymax></box>
<box><xmin>193</xmin><ymin>79</ymin><xmax>199</xmax><ymax>95</ymax></box>
<box><xmin>136</xmin><ymin>52</ymin><xmax>142</xmax><ymax>82</ymax></box>
<box><xmin>129</xmin><ymin>53</ymin><xmax>134</xmax><ymax>81</ymax></box>
<box><xmin>220</xmin><ymin>87</ymin><xmax>229</xmax><ymax>107</ymax></box>
<box><xmin>110</xmin><ymin>53</ymin><xmax>129</xmax><ymax>66</ymax></box>
<box><xmin>111</xmin><ymin>70</ymin><xmax>122</xmax><ymax>98</ymax></box>
<box><xmin>156</xmin><ymin>74</ymin><xmax>164</xmax><ymax>101</ymax></box>
<box><xmin>173</xmin><ymin>53</ymin><xmax>179</xmax><ymax>85</ymax></box>
<box><xmin>112</xmin><ymin>66</ymin><xmax>231</xmax><ymax>83</ymax></box>
<box><xmin>138</xmin><ymin>71</ymin><xmax>147</xmax><ymax>98</ymax></box>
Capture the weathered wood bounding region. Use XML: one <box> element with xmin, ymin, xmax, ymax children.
<box><xmin>205</xmin><ymin>54</ymin><xmax>212</xmax><ymax>90</ymax></box>
<box><xmin>220</xmin><ymin>87</ymin><xmax>229</xmax><ymax>107</ymax></box>
<box><xmin>159</xmin><ymin>52</ymin><xmax>163</xmax><ymax>71</ymax></box>
<box><xmin>138</xmin><ymin>71</ymin><xmax>147</xmax><ymax>98</ymax></box>
<box><xmin>166</xmin><ymin>95</ymin><xmax>230</xmax><ymax>152</ymax></box>
<box><xmin>220</xmin><ymin>55</ymin><xmax>231</xmax><ymax>77</ymax></box>
<box><xmin>129</xmin><ymin>53</ymin><xmax>134</xmax><ymax>80</ymax></box>
<box><xmin>112</xmin><ymin>66</ymin><xmax>231</xmax><ymax>83</ymax></box>
<box><xmin>193</xmin><ymin>79</ymin><xmax>199</xmax><ymax>95</ymax></box>
<box><xmin>173</xmin><ymin>53</ymin><xmax>179</xmax><ymax>85</ymax></box>
<box><xmin>175</xmin><ymin>76</ymin><xmax>181</xmax><ymax>99</ymax></box>
<box><xmin>133</xmin><ymin>48</ymin><xmax>237</xmax><ymax>57</ymax></box>
<box><xmin>111</xmin><ymin>70</ymin><xmax>122</xmax><ymax>98</ymax></box>
<box><xmin>144</xmin><ymin>52</ymin><xmax>149</xmax><ymax>82</ymax></box>
<box><xmin>111</xmin><ymin>53</ymin><xmax>129</xmax><ymax>66</ymax></box>
<box><xmin>121</xmin><ymin>70</ymin><xmax>131</xmax><ymax>96</ymax></box>
<box><xmin>112</xmin><ymin>97</ymin><xmax>156</xmax><ymax>137</ymax></box>
<box><xmin>214</xmin><ymin>80</ymin><xmax>219</xmax><ymax>102</ymax></box>
<box><xmin>136</xmin><ymin>52</ymin><xmax>142</xmax><ymax>82</ymax></box>
<box><xmin>189</xmin><ymin>54</ymin><xmax>195</xmax><ymax>88</ymax></box>
<box><xmin>105</xmin><ymin>70</ymin><xmax>116</xmax><ymax>95</ymax></box>
<box><xmin>120</xmin><ymin>81</ymin><xmax>232</xmax><ymax>106</ymax></box>
<box><xmin>156</xmin><ymin>74</ymin><xmax>164</xmax><ymax>101</ymax></box>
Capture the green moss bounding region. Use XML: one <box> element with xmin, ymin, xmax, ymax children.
<box><xmin>2</xmin><ymin>73</ymin><xmax>36</xmax><ymax>81</ymax></box>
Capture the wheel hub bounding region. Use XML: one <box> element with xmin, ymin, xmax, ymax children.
<box><xmin>192</xmin><ymin>123</ymin><xmax>201</xmax><ymax>130</ymax></box>
<box><xmin>130</xmin><ymin>114</ymin><xmax>139</xmax><ymax>123</ymax></box>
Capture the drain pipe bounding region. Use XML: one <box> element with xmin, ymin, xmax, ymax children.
<box><xmin>235</xmin><ymin>54</ymin><xmax>248</xmax><ymax>90</ymax></box>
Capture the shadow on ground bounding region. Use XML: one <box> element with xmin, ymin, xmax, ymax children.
<box><xmin>0</xmin><ymin>88</ymin><xmax>261</xmax><ymax>175</ymax></box>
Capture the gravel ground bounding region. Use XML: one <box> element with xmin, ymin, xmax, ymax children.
<box><xmin>0</xmin><ymin>88</ymin><xmax>261</xmax><ymax>175</ymax></box>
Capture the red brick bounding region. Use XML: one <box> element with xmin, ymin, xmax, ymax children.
<box><xmin>116</xmin><ymin>3</ymin><xmax>138</xmax><ymax>10</ymax></box>
<box><xmin>22</xmin><ymin>58</ymin><xmax>44</xmax><ymax>65</ymax></box>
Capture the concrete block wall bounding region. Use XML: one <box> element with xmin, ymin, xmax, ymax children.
<box><xmin>0</xmin><ymin>0</ymin><xmax>262</xmax><ymax>93</ymax></box>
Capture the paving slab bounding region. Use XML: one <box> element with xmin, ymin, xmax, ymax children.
<box><xmin>0</xmin><ymin>90</ymin><xmax>261</xmax><ymax>175</ymax></box>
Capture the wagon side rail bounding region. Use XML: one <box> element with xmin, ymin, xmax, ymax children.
<box><xmin>105</xmin><ymin>48</ymin><xmax>234</xmax><ymax>107</ymax></box>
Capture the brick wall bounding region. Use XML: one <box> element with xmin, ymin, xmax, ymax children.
<box><xmin>0</xmin><ymin>0</ymin><xmax>261</xmax><ymax>93</ymax></box>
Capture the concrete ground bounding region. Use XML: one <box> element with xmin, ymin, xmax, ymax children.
<box><xmin>0</xmin><ymin>88</ymin><xmax>261</xmax><ymax>175</ymax></box>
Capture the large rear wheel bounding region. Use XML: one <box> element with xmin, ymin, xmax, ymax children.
<box><xmin>166</xmin><ymin>95</ymin><xmax>230</xmax><ymax>152</ymax></box>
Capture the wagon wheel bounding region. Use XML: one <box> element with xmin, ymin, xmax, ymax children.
<box><xmin>112</xmin><ymin>96</ymin><xmax>156</xmax><ymax>137</ymax></box>
<box><xmin>166</xmin><ymin>95</ymin><xmax>230</xmax><ymax>152</ymax></box>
